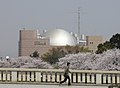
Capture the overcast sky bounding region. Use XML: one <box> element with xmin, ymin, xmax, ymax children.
<box><xmin>0</xmin><ymin>0</ymin><xmax>120</xmax><ymax>57</ymax></box>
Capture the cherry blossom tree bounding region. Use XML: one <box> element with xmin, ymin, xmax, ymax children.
<box><xmin>57</xmin><ymin>49</ymin><xmax>120</xmax><ymax>71</ymax></box>
<box><xmin>0</xmin><ymin>49</ymin><xmax>120</xmax><ymax>71</ymax></box>
<box><xmin>0</xmin><ymin>56</ymin><xmax>53</xmax><ymax>69</ymax></box>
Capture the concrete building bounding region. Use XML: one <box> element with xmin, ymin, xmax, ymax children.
<box><xmin>19</xmin><ymin>29</ymin><xmax>51</xmax><ymax>56</ymax></box>
<box><xmin>86</xmin><ymin>36</ymin><xmax>103</xmax><ymax>52</ymax></box>
<box><xmin>19</xmin><ymin>29</ymin><xmax>103</xmax><ymax>56</ymax></box>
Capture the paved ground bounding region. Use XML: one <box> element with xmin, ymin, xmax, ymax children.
<box><xmin>0</xmin><ymin>84</ymin><xmax>108</xmax><ymax>88</ymax></box>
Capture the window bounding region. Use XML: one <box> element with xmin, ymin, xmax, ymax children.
<box><xmin>90</xmin><ymin>50</ymin><xmax>93</xmax><ymax>52</ymax></box>
<box><xmin>90</xmin><ymin>42</ymin><xmax>93</xmax><ymax>44</ymax></box>
<box><xmin>34</xmin><ymin>41</ymin><xmax>46</xmax><ymax>45</ymax></box>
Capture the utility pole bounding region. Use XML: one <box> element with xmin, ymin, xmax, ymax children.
<box><xmin>77</xmin><ymin>7</ymin><xmax>80</xmax><ymax>44</ymax></box>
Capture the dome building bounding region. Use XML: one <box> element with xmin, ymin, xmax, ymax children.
<box><xmin>19</xmin><ymin>28</ymin><xmax>103</xmax><ymax>56</ymax></box>
<box><xmin>19</xmin><ymin>28</ymin><xmax>77</xmax><ymax>56</ymax></box>
<box><xmin>43</xmin><ymin>29</ymin><xmax>77</xmax><ymax>46</ymax></box>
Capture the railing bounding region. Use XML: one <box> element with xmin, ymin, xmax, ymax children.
<box><xmin>0</xmin><ymin>68</ymin><xmax>120</xmax><ymax>86</ymax></box>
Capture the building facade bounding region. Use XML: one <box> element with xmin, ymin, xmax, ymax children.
<box><xmin>86</xmin><ymin>36</ymin><xmax>103</xmax><ymax>52</ymax></box>
<box><xmin>19</xmin><ymin>29</ymin><xmax>52</xmax><ymax>56</ymax></box>
<box><xmin>19</xmin><ymin>29</ymin><xmax>103</xmax><ymax>56</ymax></box>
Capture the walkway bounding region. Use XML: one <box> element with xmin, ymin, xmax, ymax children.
<box><xmin>0</xmin><ymin>84</ymin><xmax>107</xmax><ymax>88</ymax></box>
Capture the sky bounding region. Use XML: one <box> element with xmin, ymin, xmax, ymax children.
<box><xmin>0</xmin><ymin>0</ymin><xmax>120</xmax><ymax>57</ymax></box>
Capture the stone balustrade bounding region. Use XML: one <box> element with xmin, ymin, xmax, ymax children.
<box><xmin>0</xmin><ymin>68</ymin><xmax>119</xmax><ymax>86</ymax></box>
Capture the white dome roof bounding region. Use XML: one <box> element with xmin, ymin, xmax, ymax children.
<box><xmin>43</xmin><ymin>29</ymin><xmax>77</xmax><ymax>46</ymax></box>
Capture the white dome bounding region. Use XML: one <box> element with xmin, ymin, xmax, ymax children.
<box><xmin>43</xmin><ymin>29</ymin><xmax>77</xmax><ymax>46</ymax></box>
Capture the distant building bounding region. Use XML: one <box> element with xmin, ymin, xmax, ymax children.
<box><xmin>86</xmin><ymin>36</ymin><xmax>103</xmax><ymax>52</ymax></box>
<box><xmin>18</xmin><ymin>28</ymin><xmax>103</xmax><ymax>56</ymax></box>
<box><xmin>19</xmin><ymin>29</ymin><xmax>51</xmax><ymax>56</ymax></box>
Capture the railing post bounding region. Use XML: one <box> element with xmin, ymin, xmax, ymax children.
<box><xmin>12</xmin><ymin>71</ymin><xmax>17</xmax><ymax>82</ymax></box>
<box><xmin>35</xmin><ymin>71</ymin><xmax>41</xmax><ymax>82</ymax></box>
<box><xmin>41</xmin><ymin>72</ymin><xmax>43</xmax><ymax>82</ymax></box>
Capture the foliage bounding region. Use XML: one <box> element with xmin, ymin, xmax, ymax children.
<box><xmin>41</xmin><ymin>47</ymin><xmax>66</xmax><ymax>64</ymax></box>
<box><xmin>96</xmin><ymin>33</ymin><xmax>120</xmax><ymax>54</ymax></box>
<box><xmin>0</xmin><ymin>49</ymin><xmax>120</xmax><ymax>70</ymax></box>
<box><xmin>65</xmin><ymin>45</ymin><xmax>90</xmax><ymax>54</ymax></box>
<box><xmin>41</xmin><ymin>45</ymin><xmax>90</xmax><ymax>65</ymax></box>
<box><xmin>96</xmin><ymin>41</ymin><xmax>112</xmax><ymax>54</ymax></box>
<box><xmin>30</xmin><ymin>51</ymin><xmax>39</xmax><ymax>57</ymax></box>
<box><xmin>110</xmin><ymin>33</ymin><xmax>120</xmax><ymax>49</ymax></box>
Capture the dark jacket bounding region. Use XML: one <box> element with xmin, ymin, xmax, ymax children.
<box><xmin>64</xmin><ymin>66</ymin><xmax>71</xmax><ymax>76</ymax></box>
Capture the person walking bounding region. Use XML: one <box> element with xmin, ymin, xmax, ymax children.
<box><xmin>59</xmin><ymin>62</ymin><xmax>71</xmax><ymax>86</ymax></box>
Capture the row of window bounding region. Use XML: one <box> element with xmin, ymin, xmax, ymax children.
<box><xmin>90</xmin><ymin>42</ymin><xmax>94</xmax><ymax>44</ymax></box>
<box><xmin>34</xmin><ymin>41</ymin><xmax>46</xmax><ymax>45</ymax></box>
